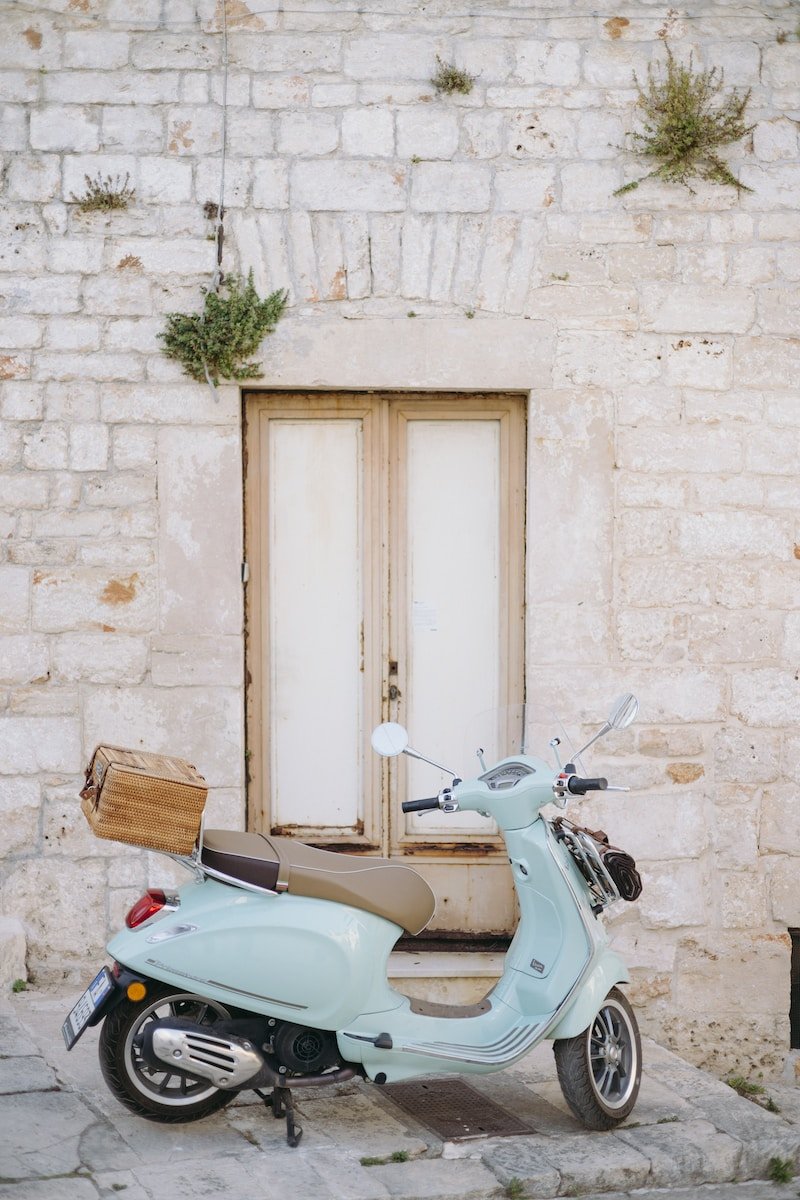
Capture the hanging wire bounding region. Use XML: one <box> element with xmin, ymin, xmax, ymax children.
<box><xmin>199</xmin><ymin>0</ymin><xmax>230</xmax><ymax>400</ymax></box>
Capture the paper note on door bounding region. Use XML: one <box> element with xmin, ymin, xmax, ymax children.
<box><xmin>412</xmin><ymin>600</ymin><xmax>438</xmax><ymax>632</ymax></box>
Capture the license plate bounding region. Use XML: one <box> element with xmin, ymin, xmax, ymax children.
<box><xmin>61</xmin><ymin>966</ymin><xmax>114</xmax><ymax>1050</ymax></box>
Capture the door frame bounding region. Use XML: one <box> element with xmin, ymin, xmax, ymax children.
<box><xmin>243</xmin><ymin>389</ymin><xmax>527</xmax><ymax>860</ymax></box>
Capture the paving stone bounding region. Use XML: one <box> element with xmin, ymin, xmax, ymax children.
<box><xmin>615</xmin><ymin>1118</ymin><xmax>742</xmax><ymax>1186</ymax></box>
<box><xmin>0</xmin><ymin>1008</ymin><xmax>39</xmax><ymax>1057</ymax></box>
<box><xmin>0</xmin><ymin>1091</ymin><xmax>98</xmax><ymax>1179</ymax></box>
<box><xmin>479</xmin><ymin>1136</ymin><xmax>561</xmax><ymax>1196</ymax></box>
<box><xmin>700</xmin><ymin>1093</ymin><xmax>800</xmax><ymax>1176</ymax></box>
<box><xmin>297</xmin><ymin>1090</ymin><xmax>431</xmax><ymax>1158</ymax></box>
<box><xmin>368</xmin><ymin>1157</ymin><xmax>502</xmax><ymax>1199</ymax></box>
<box><xmin>0</xmin><ymin>1055</ymin><xmax>58</xmax><ymax>1094</ymax></box>
<box><xmin>0</xmin><ymin>1182</ymin><xmax>100</xmax><ymax>1200</ymax></box>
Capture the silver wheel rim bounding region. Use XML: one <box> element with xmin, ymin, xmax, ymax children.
<box><xmin>122</xmin><ymin>992</ymin><xmax>231</xmax><ymax>1107</ymax></box>
<box><xmin>587</xmin><ymin>997</ymin><xmax>638</xmax><ymax>1111</ymax></box>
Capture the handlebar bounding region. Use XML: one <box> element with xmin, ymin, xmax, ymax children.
<box><xmin>402</xmin><ymin>796</ymin><xmax>440</xmax><ymax>813</ymax></box>
<box><xmin>566</xmin><ymin>776</ymin><xmax>608</xmax><ymax>796</ymax></box>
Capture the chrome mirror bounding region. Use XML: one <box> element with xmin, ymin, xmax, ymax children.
<box><xmin>371</xmin><ymin>722</ymin><xmax>409</xmax><ymax>757</ymax></box>
<box><xmin>371</xmin><ymin>723</ymin><xmax>459</xmax><ymax>779</ymax></box>
<box><xmin>609</xmin><ymin>693</ymin><xmax>639</xmax><ymax>730</ymax></box>
<box><xmin>571</xmin><ymin>693</ymin><xmax>639</xmax><ymax>762</ymax></box>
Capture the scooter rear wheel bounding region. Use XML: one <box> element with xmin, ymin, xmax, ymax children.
<box><xmin>553</xmin><ymin>986</ymin><xmax>641</xmax><ymax>1130</ymax></box>
<box><xmin>99</xmin><ymin>982</ymin><xmax>235</xmax><ymax>1123</ymax></box>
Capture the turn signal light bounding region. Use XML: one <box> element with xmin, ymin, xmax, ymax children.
<box><xmin>126</xmin><ymin>981</ymin><xmax>147</xmax><ymax>1002</ymax></box>
<box><xmin>125</xmin><ymin>889</ymin><xmax>167</xmax><ymax>929</ymax></box>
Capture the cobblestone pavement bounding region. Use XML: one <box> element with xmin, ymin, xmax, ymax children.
<box><xmin>3</xmin><ymin>987</ymin><xmax>800</xmax><ymax>1200</ymax></box>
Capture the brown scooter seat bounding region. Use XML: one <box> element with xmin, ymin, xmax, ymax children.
<box><xmin>201</xmin><ymin>830</ymin><xmax>435</xmax><ymax>936</ymax></box>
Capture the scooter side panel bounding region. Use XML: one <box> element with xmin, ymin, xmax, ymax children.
<box><xmin>545</xmin><ymin>949</ymin><xmax>630</xmax><ymax>1039</ymax></box>
<box><xmin>108</xmin><ymin>878</ymin><xmax>402</xmax><ymax>1030</ymax></box>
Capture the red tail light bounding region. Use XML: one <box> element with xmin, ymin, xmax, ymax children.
<box><xmin>126</xmin><ymin>889</ymin><xmax>167</xmax><ymax>929</ymax></box>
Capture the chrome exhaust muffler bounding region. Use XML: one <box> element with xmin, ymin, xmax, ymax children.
<box><xmin>140</xmin><ymin>1018</ymin><xmax>266</xmax><ymax>1090</ymax></box>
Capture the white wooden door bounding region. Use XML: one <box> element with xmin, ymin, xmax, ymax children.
<box><xmin>245</xmin><ymin>392</ymin><xmax>525</xmax><ymax>934</ymax></box>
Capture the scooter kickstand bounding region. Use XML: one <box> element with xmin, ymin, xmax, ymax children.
<box><xmin>255</xmin><ymin>1086</ymin><xmax>303</xmax><ymax>1147</ymax></box>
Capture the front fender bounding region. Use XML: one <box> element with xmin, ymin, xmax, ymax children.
<box><xmin>547</xmin><ymin>949</ymin><xmax>629</xmax><ymax>1040</ymax></box>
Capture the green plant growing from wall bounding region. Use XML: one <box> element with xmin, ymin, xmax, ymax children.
<box><xmin>431</xmin><ymin>55</ymin><xmax>475</xmax><ymax>95</ymax></box>
<box><xmin>160</xmin><ymin>271</ymin><xmax>287</xmax><ymax>386</ymax></box>
<box><xmin>614</xmin><ymin>47</ymin><xmax>753</xmax><ymax>195</ymax></box>
<box><xmin>71</xmin><ymin>172</ymin><xmax>135</xmax><ymax>213</ymax></box>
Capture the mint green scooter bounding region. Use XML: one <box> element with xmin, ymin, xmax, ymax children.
<box><xmin>63</xmin><ymin>695</ymin><xmax>643</xmax><ymax>1146</ymax></box>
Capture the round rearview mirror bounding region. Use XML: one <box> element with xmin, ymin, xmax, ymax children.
<box><xmin>371</xmin><ymin>722</ymin><xmax>409</xmax><ymax>757</ymax></box>
<box><xmin>609</xmin><ymin>693</ymin><xmax>639</xmax><ymax>731</ymax></box>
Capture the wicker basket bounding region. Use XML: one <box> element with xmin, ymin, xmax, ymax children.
<box><xmin>80</xmin><ymin>745</ymin><xmax>208</xmax><ymax>855</ymax></box>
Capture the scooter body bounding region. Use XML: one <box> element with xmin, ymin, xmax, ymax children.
<box><xmin>106</xmin><ymin>752</ymin><xmax>627</xmax><ymax>1083</ymax></box>
<box><xmin>65</xmin><ymin>695</ymin><xmax>643</xmax><ymax>1140</ymax></box>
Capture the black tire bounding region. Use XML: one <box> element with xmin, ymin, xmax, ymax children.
<box><xmin>553</xmin><ymin>986</ymin><xmax>642</xmax><ymax>1130</ymax></box>
<box><xmin>99</xmin><ymin>981</ymin><xmax>235</xmax><ymax>1123</ymax></box>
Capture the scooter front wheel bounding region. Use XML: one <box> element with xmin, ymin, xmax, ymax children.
<box><xmin>99</xmin><ymin>982</ymin><xmax>235</xmax><ymax>1123</ymax></box>
<box><xmin>553</xmin><ymin>986</ymin><xmax>641</xmax><ymax>1130</ymax></box>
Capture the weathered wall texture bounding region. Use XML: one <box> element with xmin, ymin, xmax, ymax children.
<box><xmin>1</xmin><ymin>0</ymin><xmax>799</xmax><ymax>1076</ymax></box>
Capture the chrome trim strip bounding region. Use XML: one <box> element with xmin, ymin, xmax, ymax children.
<box><xmin>144</xmin><ymin>957</ymin><xmax>307</xmax><ymax>1010</ymax></box>
<box><xmin>197</xmin><ymin>864</ymin><xmax>281</xmax><ymax>896</ymax></box>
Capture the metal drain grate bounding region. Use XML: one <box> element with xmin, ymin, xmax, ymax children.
<box><xmin>382</xmin><ymin>1077</ymin><xmax>535</xmax><ymax>1141</ymax></box>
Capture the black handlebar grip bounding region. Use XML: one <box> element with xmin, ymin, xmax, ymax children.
<box><xmin>567</xmin><ymin>776</ymin><xmax>608</xmax><ymax>796</ymax></box>
<box><xmin>402</xmin><ymin>796</ymin><xmax>440</xmax><ymax>813</ymax></box>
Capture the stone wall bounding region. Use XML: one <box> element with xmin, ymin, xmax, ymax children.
<box><xmin>1</xmin><ymin>0</ymin><xmax>799</xmax><ymax>1077</ymax></box>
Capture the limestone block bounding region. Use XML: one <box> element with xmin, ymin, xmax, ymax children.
<box><xmin>677</xmin><ymin>242</ymin><xmax>731</xmax><ymax>283</ymax></box>
<box><xmin>101</xmin><ymin>105</ymin><xmax>164</xmax><ymax>153</ymax></box>
<box><xmin>0</xmin><ymin>382</ymin><xmax>44</xmax><ymax>421</ymax></box>
<box><xmin>738</xmin><ymin>163</ymin><xmax>800</xmax><ymax>208</ymax></box>
<box><xmin>461</xmin><ymin>110</ymin><xmax>505</xmax><ymax>159</ymax></box>
<box><xmin>770</xmin><ymin>856</ymin><xmax>800</xmax><ymax>924</ymax></box>
<box><xmin>83</xmin><ymin>686</ymin><xmax>244</xmax><ymax>788</ymax></box>
<box><xmin>731</xmin><ymin>670</ymin><xmax>800</xmax><ymax>728</ymax></box>
<box><xmin>712</xmin><ymin>803</ymin><xmax>759</xmax><ymax>870</ymax></box>
<box><xmin>100</xmin><ymin>382</ymin><xmax>239</xmax><ymax>424</ymax></box>
<box><xmin>340</xmin><ymin>108</ymin><xmax>395</xmax><ymax>158</ymax></box>
<box><xmin>587</xmin><ymin>793</ymin><xmax>708</xmax><ymax>862</ymax></box>
<box><xmin>0</xmin><ymin>777</ymin><xmax>40</xmax><ymax>858</ymax></box>
<box><xmin>762</xmin><ymin>43</ymin><xmax>800</xmax><ymax>89</ymax></box>
<box><xmin>157</xmin><ymin>427</ymin><xmax>242</xmax><ymax>636</ymax></box>
<box><xmin>717</xmin><ymin>868</ymin><xmax>769</xmax><ymax>929</ymax></box>
<box><xmin>104</xmin><ymin>317</ymin><xmax>162</xmax><ymax>354</ymax></box>
<box><xmin>494</xmin><ymin>164</ymin><xmax>555</xmax><ymax>211</ymax></box>
<box><xmin>138</xmin><ymin>156</ymin><xmax>193</xmax><ymax>203</ymax></box>
<box><xmin>22</xmin><ymin>424</ymin><xmax>68</xmax><ymax>471</ymax></box>
<box><xmin>514</xmin><ymin>39</ymin><xmax>580</xmax><ymax>85</ymax></box>
<box><xmin>674</xmin><ymin>931</ymin><xmax>790</xmax><ymax>1016</ymax></box>
<box><xmin>760</xmin><ymin>783</ymin><xmax>800</xmax><ymax>854</ymax></box>
<box><xmin>7</xmin><ymin>274</ymin><xmax>81</xmax><ymax>315</ymax></box>
<box><xmin>713</xmin><ymin>726</ymin><xmax>780</xmax><ymax>786</ymax></box>
<box><xmin>0</xmin><ymin>917</ymin><xmax>26</xmax><ymax>987</ymax></box>
<box><xmin>0</xmin><ymin>636</ymin><xmax>49</xmax><ymax>686</ymax></box>
<box><xmin>292</xmin><ymin>160</ymin><xmax>406</xmax><ymax>211</ymax></box>
<box><xmin>527</xmin><ymin>283</ymin><xmax>636</xmax><ymax>330</ymax></box>
<box><xmin>344</xmin><ymin>35</ymin><xmax>442</xmax><ymax>81</ymax></box>
<box><xmin>617</xmin><ymin>609</ymin><xmax>681</xmax><ymax>663</ymax></box>
<box><xmin>761</xmin><ymin>213</ymin><xmax>800</xmax><ymax>241</ymax></box>
<box><xmin>397</xmin><ymin>108</ymin><xmax>458</xmax><ymax>159</ymax></box>
<box><xmin>0</xmin><ymin>716</ymin><xmax>81</xmax><ymax>774</ymax></box>
<box><xmin>131</xmin><ymin>33</ymin><xmax>218</xmax><ymax>70</ymax></box>
<box><xmin>34</xmin><ymin>350</ymin><xmax>144</xmax><ymax>383</ymax></box>
<box><xmin>277</xmin><ymin>111</ymin><xmax>338</xmax><ymax>157</ymax></box>
<box><xmin>224</xmin><ymin>108</ymin><xmax>276</xmax><ymax>158</ymax></box>
<box><xmin>1</xmin><ymin>858</ymin><xmax>108</xmax><ymax>973</ymax></box>
<box><xmin>234</xmin><ymin>32</ymin><xmax>341</xmax><ymax>72</ymax></box>
<box><xmin>43</xmin><ymin>783</ymin><xmax>134</xmax><ymax>860</ymax></box>
<box><xmin>528</xmin><ymin>603</ymin><xmax>611</xmax><ymax>665</ymax></box>
<box><xmin>561</xmin><ymin>163</ymin><xmax>622</xmax><ymax>209</ymax></box>
<box><xmin>45</xmin><ymin>381</ymin><xmax>100</xmax><ymax>422</ymax></box>
<box><xmin>618</xmin><ymin>428</ymin><xmax>742</xmax><ymax>474</ymax></box>
<box><xmin>758</xmin><ymin>287</ymin><xmax>800</xmax><ymax>337</ymax></box>
<box><xmin>64</xmin><ymin>31</ymin><xmax>130</xmax><ymax>69</ymax></box>
<box><xmin>252</xmin><ymin>75</ymin><xmax>310</xmax><ymax>109</ymax></box>
<box><xmin>0</xmin><ymin>472</ymin><xmax>49</xmax><ymax>511</ymax></box>
<box><xmin>368</xmin><ymin>214</ymin><xmax>402</xmax><ymax>296</ymax></box>
<box><xmin>579</xmin><ymin>213</ymin><xmax>652</xmax><ymax>243</ymax></box>
<box><xmin>45</xmin><ymin>318</ymin><xmax>100</xmax><ymax>353</ymax></box>
<box><xmin>7</xmin><ymin>156</ymin><xmax>61</xmax><ymax>203</ymax></box>
<box><xmin>30</xmin><ymin>106</ymin><xmax>99</xmax><ymax>153</ymax></box>
<box><xmin>638</xmin><ymin>860</ymin><xmax>708</xmax><ymax>929</ymax></box>
<box><xmin>664</xmin><ymin>336</ymin><xmax>733</xmax><ymax>389</ymax></box>
<box><xmin>411</xmin><ymin>162</ymin><xmax>491</xmax><ymax>213</ymax></box>
<box><xmin>312</xmin><ymin>83</ymin><xmax>357</xmax><ymax>107</ymax></box>
<box><xmin>753</xmin><ymin>117</ymin><xmax>799</xmax><ymax>163</ymax></box>
<box><xmin>267</xmin><ymin>316</ymin><xmax>554</xmax><ymax>390</ymax></box>
<box><xmin>52</xmin><ymin>633</ymin><xmax>147</xmax><ymax>684</ymax></box>
<box><xmin>44</xmin><ymin>68</ymin><xmax>181</xmax><ymax>106</ymax></box>
<box><xmin>678</xmin><ymin>511</ymin><xmax>788</xmax><ymax>561</ymax></box>
<box><xmin>32</xmin><ymin>566</ymin><xmax>156</xmax><ymax>634</ymax></box>
<box><xmin>150</xmin><ymin>635</ymin><xmax>242</xmax><ymax>687</ymax></box>
<box><xmin>640</xmin><ymin>284</ymin><xmax>755</xmax><ymax>334</ymax></box>
<box><xmin>82</xmin><ymin>275</ymin><xmax>152</xmax><ymax>316</ymax></box>
<box><xmin>509</xmin><ymin>107</ymin><xmax>577</xmax><ymax>159</ymax></box>
<box><xmin>583</xmin><ymin>43</ymin><xmax>650</xmax><ymax>87</ymax></box>
<box><xmin>577</xmin><ymin>109</ymin><xmax>625</xmax><ymax>160</ymax></box>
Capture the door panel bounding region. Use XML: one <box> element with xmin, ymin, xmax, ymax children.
<box><xmin>245</xmin><ymin>391</ymin><xmax>525</xmax><ymax>933</ymax></box>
